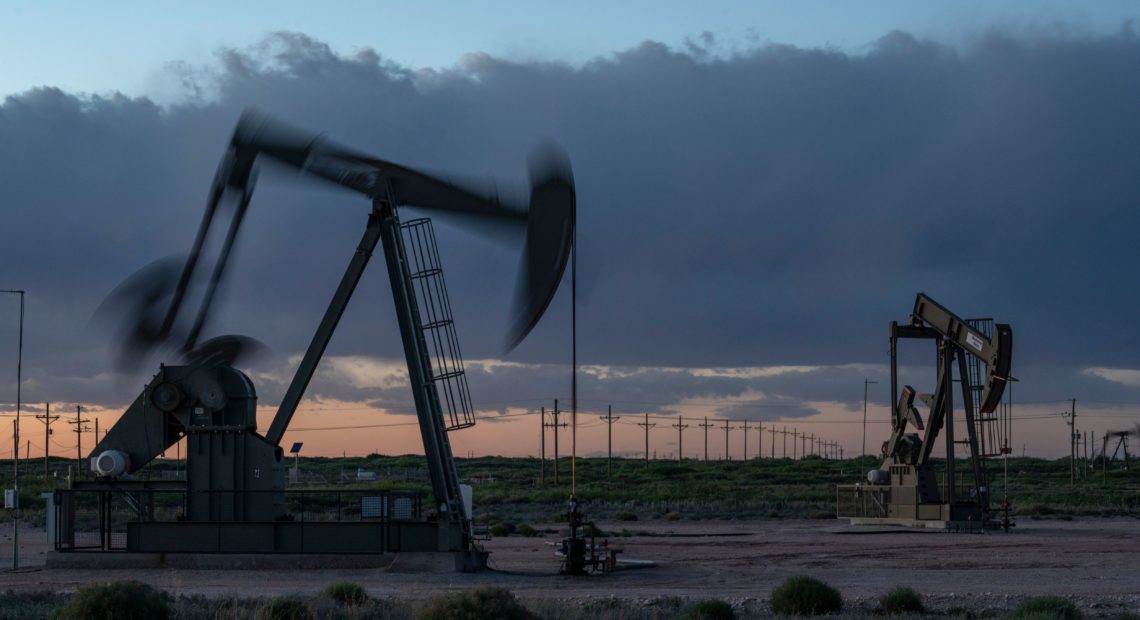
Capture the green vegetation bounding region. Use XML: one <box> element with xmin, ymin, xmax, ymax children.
<box><xmin>0</xmin><ymin>590</ymin><xmax>68</xmax><ymax>620</ymax></box>
<box><xmin>1005</xmin><ymin>596</ymin><xmax>1082</xmax><ymax>620</ymax></box>
<box><xmin>323</xmin><ymin>582</ymin><xmax>369</xmax><ymax>606</ymax></box>
<box><xmin>489</xmin><ymin>522</ymin><xmax>514</xmax><ymax>537</ymax></box>
<box><xmin>879</xmin><ymin>586</ymin><xmax>924</xmax><ymax>615</ymax></box>
<box><xmin>681</xmin><ymin>598</ymin><xmax>736</xmax><ymax>620</ymax></box>
<box><xmin>769</xmin><ymin>575</ymin><xmax>843</xmax><ymax>616</ymax></box>
<box><xmin>417</xmin><ymin>587</ymin><xmax>536</xmax><ymax>620</ymax></box>
<box><xmin>256</xmin><ymin>597</ymin><xmax>313</xmax><ymax>620</ymax></box>
<box><xmin>6</xmin><ymin>453</ymin><xmax>1138</xmax><ymax>528</ymax></box>
<box><xmin>50</xmin><ymin>580</ymin><xmax>170</xmax><ymax>620</ymax></box>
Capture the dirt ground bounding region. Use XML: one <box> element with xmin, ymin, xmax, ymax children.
<box><xmin>0</xmin><ymin>517</ymin><xmax>1137</xmax><ymax>614</ymax></box>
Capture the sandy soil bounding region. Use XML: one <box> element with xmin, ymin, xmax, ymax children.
<box><xmin>0</xmin><ymin>517</ymin><xmax>1137</xmax><ymax>614</ymax></box>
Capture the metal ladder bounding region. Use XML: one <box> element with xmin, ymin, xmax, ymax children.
<box><xmin>399</xmin><ymin>218</ymin><xmax>475</xmax><ymax>431</ymax></box>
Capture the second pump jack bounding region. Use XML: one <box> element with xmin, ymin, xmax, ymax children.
<box><xmin>838</xmin><ymin>293</ymin><xmax>1013</xmax><ymax>529</ymax></box>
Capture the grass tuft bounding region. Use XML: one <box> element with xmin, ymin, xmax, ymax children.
<box><xmin>50</xmin><ymin>580</ymin><xmax>170</xmax><ymax>620</ymax></box>
<box><xmin>323</xmin><ymin>582</ymin><xmax>368</xmax><ymax>606</ymax></box>
<box><xmin>880</xmin><ymin>586</ymin><xmax>924</xmax><ymax>615</ymax></box>
<box><xmin>417</xmin><ymin>587</ymin><xmax>536</xmax><ymax>620</ymax></box>
<box><xmin>769</xmin><ymin>575</ymin><xmax>842</xmax><ymax>616</ymax></box>
<box><xmin>681</xmin><ymin>598</ymin><xmax>736</xmax><ymax>620</ymax></box>
<box><xmin>1006</xmin><ymin>596</ymin><xmax>1081</xmax><ymax>620</ymax></box>
<box><xmin>255</xmin><ymin>596</ymin><xmax>312</xmax><ymax>620</ymax></box>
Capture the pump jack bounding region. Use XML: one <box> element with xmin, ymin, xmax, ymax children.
<box><xmin>54</xmin><ymin>112</ymin><xmax>574</xmax><ymax>567</ymax></box>
<box><xmin>838</xmin><ymin>293</ymin><xmax>1012</xmax><ymax>529</ymax></box>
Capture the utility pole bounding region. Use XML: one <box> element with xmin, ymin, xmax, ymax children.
<box><xmin>742</xmin><ymin>420</ymin><xmax>749</xmax><ymax>460</ymax></box>
<box><xmin>781</xmin><ymin>426</ymin><xmax>788</xmax><ymax>458</ymax></box>
<box><xmin>699</xmin><ymin>417</ymin><xmax>714</xmax><ymax>462</ymax></box>
<box><xmin>863</xmin><ymin>379</ymin><xmax>878</xmax><ymax>469</ymax></box>
<box><xmin>757</xmin><ymin>422</ymin><xmax>764</xmax><ymax>460</ymax></box>
<box><xmin>69</xmin><ymin>405</ymin><xmax>91</xmax><ymax>478</ymax></box>
<box><xmin>769</xmin><ymin>426</ymin><xmax>777</xmax><ymax>458</ymax></box>
<box><xmin>600</xmin><ymin>405</ymin><xmax>620</xmax><ymax>475</ymax></box>
<box><xmin>792</xmin><ymin>428</ymin><xmax>799</xmax><ymax>459</ymax></box>
<box><xmin>672</xmin><ymin>416</ymin><xmax>688</xmax><ymax>462</ymax></box>
<box><xmin>801</xmin><ymin>433</ymin><xmax>810</xmax><ymax>458</ymax></box>
<box><xmin>1062</xmin><ymin>398</ymin><xmax>1076</xmax><ymax>487</ymax></box>
<box><xmin>637</xmin><ymin>413</ymin><xmax>656</xmax><ymax>467</ymax></box>
<box><xmin>553</xmin><ymin>401</ymin><xmax>561</xmax><ymax>484</ymax></box>
<box><xmin>546</xmin><ymin>400</ymin><xmax>567</xmax><ymax>484</ymax></box>
<box><xmin>722</xmin><ymin>420</ymin><xmax>734</xmax><ymax>460</ymax></box>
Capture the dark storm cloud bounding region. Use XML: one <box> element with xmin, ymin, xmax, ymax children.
<box><xmin>2</xmin><ymin>29</ymin><xmax>1140</xmax><ymax>415</ymax></box>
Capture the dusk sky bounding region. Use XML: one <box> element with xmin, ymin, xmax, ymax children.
<box><xmin>2</xmin><ymin>2</ymin><xmax>1139</xmax><ymax>461</ymax></box>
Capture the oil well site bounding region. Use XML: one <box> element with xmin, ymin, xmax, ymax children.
<box><xmin>0</xmin><ymin>112</ymin><xmax>1136</xmax><ymax>619</ymax></box>
<box><xmin>3</xmin><ymin>7</ymin><xmax>1140</xmax><ymax>619</ymax></box>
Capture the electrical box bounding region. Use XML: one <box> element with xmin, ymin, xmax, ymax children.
<box><xmin>4</xmin><ymin>489</ymin><xmax>14</xmax><ymax>509</ymax></box>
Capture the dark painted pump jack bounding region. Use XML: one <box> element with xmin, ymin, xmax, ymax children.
<box><xmin>837</xmin><ymin>293</ymin><xmax>1013</xmax><ymax>529</ymax></box>
<box><xmin>61</xmin><ymin>112</ymin><xmax>574</xmax><ymax>564</ymax></box>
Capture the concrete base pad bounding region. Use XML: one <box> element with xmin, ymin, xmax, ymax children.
<box><xmin>46</xmin><ymin>550</ymin><xmax>485</xmax><ymax>572</ymax></box>
<box><xmin>845</xmin><ymin>517</ymin><xmax>993</xmax><ymax>531</ymax></box>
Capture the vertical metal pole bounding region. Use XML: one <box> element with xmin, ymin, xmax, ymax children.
<box><xmin>1070</xmin><ymin>398</ymin><xmax>1076</xmax><ymax>486</ymax></box>
<box><xmin>598</xmin><ymin>406</ymin><xmax>619</xmax><ymax>476</ymax></box>
<box><xmin>863</xmin><ymin>378</ymin><xmax>878</xmax><ymax>469</ymax></box>
<box><xmin>742</xmin><ymin>420</ymin><xmax>749</xmax><ymax>461</ymax></box>
<box><xmin>645</xmin><ymin>413</ymin><xmax>649</xmax><ymax>466</ymax></box>
<box><xmin>7</xmin><ymin>289</ymin><xmax>23</xmax><ymax>570</ymax></box>
<box><xmin>757</xmin><ymin>422</ymin><xmax>763</xmax><ymax>460</ymax></box>
<box><xmin>553</xmin><ymin>400</ymin><xmax>560</xmax><ymax>485</ymax></box>
<box><xmin>539</xmin><ymin>407</ymin><xmax>545</xmax><ymax>487</ymax></box>
<box><xmin>671</xmin><ymin>416</ymin><xmax>687</xmax><ymax>462</ymax></box>
<box><xmin>885</xmin><ymin>320</ymin><xmax>898</xmax><ymax>475</ymax></box>
<box><xmin>607</xmin><ymin>406</ymin><xmax>612</xmax><ymax>474</ymax></box>
<box><xmin>75</xmin><ymin>406</ymin><xmax>82</xmax><ymax>477</ymax></box>
<box><xmin>570</xmin><ymin>208</ymin><xmax>577</xmax><ymax>497</ymax></box>
<box><xmin>636</xmin><ymin>413</ymin><xmax>655</xmax><ymax>467</ymax></box>
<box><xmin>376</xmin><ymin>201</ymin><xmax>467</xmax><ymax>542</ymax></box>
<box><xmin>43</xmin><ymin>403</ymin><xmax>49</xmax><ymax>479</ymax></box>
<box><xmin>700</xmin><ymin>417</ymin><xmax>713</xmax><ymax>462</ymax></box>
<box><xmin>943</xmin><ymin>341</ymin><xmax>956</xmax><ymax>504</ymax></box>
